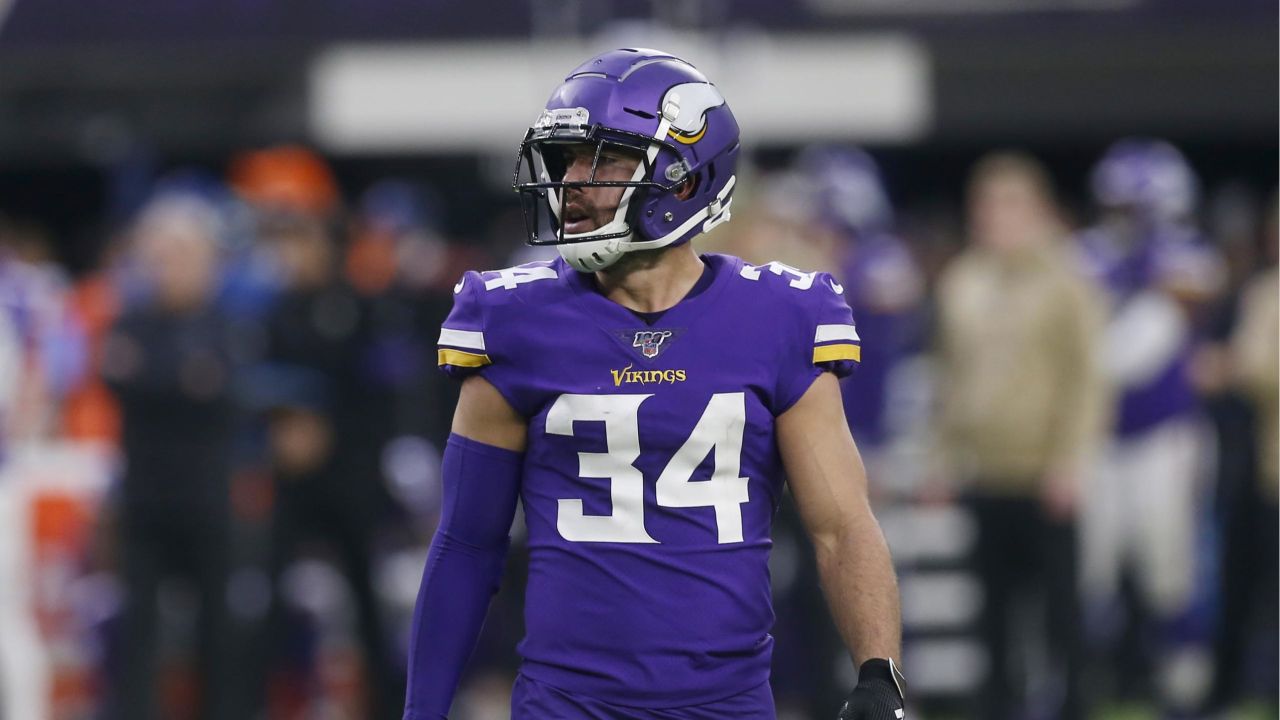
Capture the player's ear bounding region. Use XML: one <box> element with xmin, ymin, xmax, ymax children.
<box><xmin>674</xmin><ymin>175</ymin><xmax>698</xmax><ymax>201</ymax></box>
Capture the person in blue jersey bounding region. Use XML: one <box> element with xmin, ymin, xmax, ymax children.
<box><xmin>402</xmin><ymin>49</ymin><xmax>907</xmax><ymax>719</ymax></box>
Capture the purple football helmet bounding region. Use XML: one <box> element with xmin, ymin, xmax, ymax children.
<box><xmin>513</xmin><ymin>48</ymin><xmax>741</xmax><ymax>271</ymax></box>
<box><xmin>1091</xmin><ymin>138</ymin><xmax>1199</xmax><ymax>223</ymax></box>
<box><xmin>794</xmin><ymin>145</ymin><xmax>894</xmax><ymax>237</ymax></box>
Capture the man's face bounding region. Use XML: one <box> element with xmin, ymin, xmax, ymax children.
<box><xmin>969</xmin><ymin>173</ymin><xmax>1050</xmax><ymax>253</ymax></box>
<box><xmin>263</xmin><ymin>213</ymin><xmax>334</xmax><ymax>288</ymax></box>
<box><xmin>557</xmin><ymin>143</ymin><xmax>643</xmax><ymax>235</ymax></box>
<box><xmin>134</xmin><ymin>207</ymin><xmax>218</xmax><ymax>310</ymax></box>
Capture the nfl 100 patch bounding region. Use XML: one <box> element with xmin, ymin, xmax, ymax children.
<box><xmin>613</xmin><ymin>327</ymin><xmax>685</xmax><ymax>361</ymax></box>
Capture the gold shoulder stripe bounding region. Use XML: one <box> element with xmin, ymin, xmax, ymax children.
<box><xmin>438</xmin><ymin>348</ymin><xmax>492</xmax><ymax>368</ymax></box>
<box><xmin>812</xmin><ymin>343</ymin><xmax>861</xmax><ymax>364</ymax></box>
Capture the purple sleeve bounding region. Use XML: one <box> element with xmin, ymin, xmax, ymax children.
<box><xmin>774</xmin><ymin>270</ymin><xmax>861</xmax><ymax>414</ymax></box>
<box><xmin>403</xmin><ymin>434</ymin><xmax>523</xmax><ymax>720</ymax></box>
<box><xmin>437</xmin><ymin>271</ymin><xmax>492</xmax><ymax>381</ymax></box>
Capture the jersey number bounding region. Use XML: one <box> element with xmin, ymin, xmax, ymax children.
<box><xmin>545</xmin><ymin>393</ymin><xmax>750</xmax><ymax>544</ymax></box>
<box><xmin>739</xmin><ymin>261</ymin><xmax>816</xmax><ymax>290</ymax></box>
<box><xmin>483</xmin><ymin>263</ymin><xmax>558</xmax><ymax>290</ymax></box>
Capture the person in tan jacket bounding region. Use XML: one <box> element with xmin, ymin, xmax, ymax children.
<box><xmin>934</xmin><ymin>153</ymin><xmax>1107</xmax><ymax>720</ymax></box>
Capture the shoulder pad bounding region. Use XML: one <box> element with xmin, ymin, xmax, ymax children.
<box><xmin>437</xmin><ymin>259</ymin><xmax>569</xmax><ymax>376</ymax></box>
<box><xmin>746</xmin><ymin>259</ymin><xmax>861</xmax><ymax>413</ymax></box>
<box><xmin>737</xmin><ymin>259</ymin><xmax>861</xmax><ymax>367</ymax></box>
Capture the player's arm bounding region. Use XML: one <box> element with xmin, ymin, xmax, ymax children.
<box><xmin>451</xmin><ymin>373</ymin><xmax>528</xmax><ymax>451</ymax></box>
<box><xmin>778</xmin><ymin>371</ymin><xmax>905</xmax><ymax>718</ymax></box>
<box><xmin>403</xmin><ymin>375</ymin><xmax>527</xmax><ymax>720</ymax></box>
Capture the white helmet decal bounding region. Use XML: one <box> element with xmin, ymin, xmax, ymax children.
<box><xmin>662</xmin><ymin>82</ymin><xmax>726</xmax><ymax>143</ymax></box>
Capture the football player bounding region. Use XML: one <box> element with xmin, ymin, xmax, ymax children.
<box><xmin>1075</xmin><ymin>138</ymin><xmax>1225</xmax><ymax>711</ymax></box>
<box><xmin>403</xmin><ymin>49</ymin><xmax>906</xmax><ymax>719</ymax></box>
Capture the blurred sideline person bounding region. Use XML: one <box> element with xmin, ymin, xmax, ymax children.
<box><xmin>0</xmin><ymin>218</ymin><xmax>86</xmax><ymax>448</ymax></box>
<box><xmin>933</xmin><ymin>153</ymin><xmax>1104</xmax><ymax>720</ymax></box>
<box><xmin>1207</xmin><ymin>191</ymin><xmax>1279</xmax><ymax>714</ymax></box>
<box><xmin>347</xmin><ymin>180</ymin><xmax>459</xmax><ymax>454</ymax></box>
<box><xmin>1075</xmin><ymin>139</ymin><xmax>1225</xmax><ymax>711</ymax></box>
<box><xmin>763</xmin><ymin>146</ymin><xmax>925</xmax><ymax>715</ymax></box>
<box><xmin>100</xmin><ymin>193</ymin><xmax>240</xmax><ymax>720</ymax></box>
<box><xmin>794</xmin><ymin>147</ymin><xmax>924</xmax><ymax>458</ymax></box>
<box><xmin>234</xmin><ymin>146</ymin><xmax>406</xmax><ymax>719</ymax></box>
<box><xmin>0</xmin><ymin>218</ymin><xmax>87</xmax><ymax>720</ymax></box>
<box><xmin>404</xmin><ymin>49</ymin><xmax>907</xmax><ymax>719</ymax></box>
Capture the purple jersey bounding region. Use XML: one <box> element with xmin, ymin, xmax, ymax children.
<box><xmin>436</xmin><ymin>253</ymin><xmax>858</xmax><ymax>707</ymax></box>
<box><xmin>1076</xmin><ymin>224</ymin><xmax>1223</xmax><ymax>436</ymax></box>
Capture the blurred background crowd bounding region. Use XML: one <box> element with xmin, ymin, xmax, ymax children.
<box><xmin>0</xmin><ymin>1</ymin><xmax>1275</xmax><ymax>719</ymax></box>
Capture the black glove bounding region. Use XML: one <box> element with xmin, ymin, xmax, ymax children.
<box><xmin>837</xmin><ymin>658</ymin><xmax>906</xmax><ymax>719</ymax></box>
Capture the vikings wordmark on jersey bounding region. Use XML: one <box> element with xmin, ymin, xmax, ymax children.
<box><xmin>435</xmin><ymin>253</ymin><xmax>859</xmax><ymax>707</ymax></box>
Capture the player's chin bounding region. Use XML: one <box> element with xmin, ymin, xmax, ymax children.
<box><xmin>563</xmin><ymin>218</ymin><xmax>598</xmax><ymax>235</ymax></box>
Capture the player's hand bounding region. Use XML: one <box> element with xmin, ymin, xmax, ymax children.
<box><xmin>1039</xmin><ymin>464</ymin><xmax>1080</xmax><ymax>522</ymax></box>
<box><xmin>837</xmin><ymin>659</ymin><xmax>906</xmax><ymax>719</ymax></box>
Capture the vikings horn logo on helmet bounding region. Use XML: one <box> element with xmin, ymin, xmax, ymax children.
<box><xmin>662</xmin><ymin>83</ymin><xmax>726</xmax><ymax>145</ymax></box>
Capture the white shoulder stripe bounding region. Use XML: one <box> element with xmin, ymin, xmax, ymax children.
<box><xmin>815</xmin><ymin>324</ymin><xmax>860</xmax><ymax>343</ymax></box>
<box><xmin>438</xmin><ymin>327</ymin><xmax>486</xmax><ymax>351</ymax></box>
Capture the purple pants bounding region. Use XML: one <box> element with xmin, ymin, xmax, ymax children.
<box><xmin>511</xmin><ymin>674</ymin><xmax>776</xmax><ymax>719</ymax></box>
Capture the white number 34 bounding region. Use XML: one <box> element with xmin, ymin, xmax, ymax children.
<box><xmin>545</xmin><ymin>392</ymin><xmax>750</xmax><ymax>544</ymax></box>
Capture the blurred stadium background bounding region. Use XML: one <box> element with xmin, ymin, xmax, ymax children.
<box><xmin>0</xmin><ymin>1</ymin><xmax>1276</xmax><ymax>719</ymax></box>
